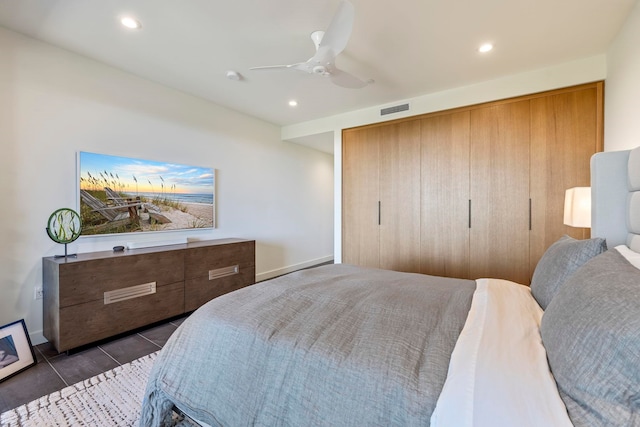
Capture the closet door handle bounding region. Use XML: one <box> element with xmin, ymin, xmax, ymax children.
<box><xmin>529</xmin><ymin>198</ymin><xmax>532</xmax><ymax>231</ymax></box>
<box><xmin>378</xmin><ymin>201</ymin><xmax>381</xmax><ymax>225</ymax></box>
<box><xmin>468</xmin><ymin>200</ymin><xmax>471</xmax><ymax>228</ymax></box>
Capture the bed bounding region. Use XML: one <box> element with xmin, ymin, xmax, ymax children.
<box><xmin>140</xmin><ymin>146</ymin><xmax>640</xmax><ymax>427</ymax></box>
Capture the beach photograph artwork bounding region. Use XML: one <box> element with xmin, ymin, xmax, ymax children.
<box><xmin>78</xmin><ymin>152</ymin><xmax>215</xmax><ymax>235</ymax></box>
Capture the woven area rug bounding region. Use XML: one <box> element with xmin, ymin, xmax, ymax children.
<box><xmin>0</xmin><ymin>351</ymin><xmax>196</xmax><ymax>427</ymax></box>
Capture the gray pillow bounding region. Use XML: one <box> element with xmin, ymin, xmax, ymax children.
<box><xmin>531</xmin><ymin>235</ymin><xmax>606</xmax><ymax>309</ymax></box>
<box><xmin>541</xmin><ymin>249</ymin><xmax>640</xmax><ymax>427</ymax></box>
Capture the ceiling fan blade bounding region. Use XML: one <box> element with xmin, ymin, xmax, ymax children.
<box><xmin>249</xmin><ymin>64</ymin><xmax>300</xmax><ymax>71</ymax></box>
<box><xmin>319</xmin><ymin>0</ymin><xmax>355</xmax><ymax>56</ymax></box>
<box><xmin>250</xmin><ymin>61</ymin><xmax>315</xmax><ymax>74</ymax></box>
<box><xmin>330</xmin><ymin>68</ymin><xmax>369</xmax><ymax>89</ymax></box>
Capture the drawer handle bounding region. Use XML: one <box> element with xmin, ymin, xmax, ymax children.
<box><xmin>104</xmin><ymin>282</ymin><xmax>156</xmax><ymax>305</ymax></box>
<box><xmin>209</xmin><ymin>265</ymin><xmax>239</xmax><ymax>280</ymax></box>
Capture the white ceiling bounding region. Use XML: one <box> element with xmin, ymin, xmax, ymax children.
<box><xmin>0</xmin><ymin>0</ymin><xmax>637</xmax><ymax>129</ymax></box>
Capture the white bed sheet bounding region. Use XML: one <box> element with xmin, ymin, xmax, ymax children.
<box><xmin>431</xmin><ymin>278</ymin><xmax>573</xmax><ymax>427</ymax></box>
<box><xmin>616</xmin><ymin>244</ymin><xmax>640</xmax><ymax>269</ymax></box>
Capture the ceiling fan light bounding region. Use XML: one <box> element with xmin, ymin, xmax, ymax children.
<box><xmin>289</xmin><ymin>100</ymin><xmax>298</xmax><ymax>107</ymax></box>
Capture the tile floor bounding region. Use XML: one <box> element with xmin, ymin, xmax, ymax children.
<box><xmin>0</xmin><ymin>314</ymin><xmax>189</xmax><ymax>414</ymax></box>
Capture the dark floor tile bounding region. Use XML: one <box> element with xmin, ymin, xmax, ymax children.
<box><xmin>35</xmin><ymin>342</ymin><xmax>63</xmax><ymax>361</ymax></box>
<box><xmin>33</xmin><ymin>346</ymin><xmax>47</xmax><ymax>363</ymax></box>
<box><xmin>0</xmin><ymin>361</ymin><xmax>66</xmax><ymax>413</ymax></box>
<box><xmin>49</xmin><ymin>347</ymin><xmax>119</xmax><ymax>385</ymax></box>
<box><xmin>169</xmin><ymin>314</ymin><xmax>189</xmax><ymax>327</ymax></box>
<box><xmin>139</xmin><ymin>322</ymin><xmax>178</xmax><ymax>347</ymax></box>
<box><xmin>99</xmin><ymin>334</ymin><xmax>160</xmax><ymax>365</ymax></box>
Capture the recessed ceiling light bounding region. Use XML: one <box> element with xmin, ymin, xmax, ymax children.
<box><xmin>479</xmin><ymin>43</ymin><xmax>493</xmax><ymax>53</ymax></box>
<box><xmin>288</xmin><ymin>100</ymin><xmax>298</xmax><ymax>107</ymax></box>
<box><xmin>121</xmin><ymin>16</ymin><xmax>142</xmax><ymax>30</ymax></box>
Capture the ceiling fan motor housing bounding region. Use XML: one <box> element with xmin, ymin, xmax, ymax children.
<box><xmin>313</xmin><ymin>65</ymin><xmax>328</xmax><ymax>74</ymax></box>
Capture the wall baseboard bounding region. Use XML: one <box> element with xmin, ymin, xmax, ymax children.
<box><xmin>29</xmin><ymin>329</ymin><xmax>46</xmax><ymax>346</ymax></box>
<box><xmin>256</xmin><ymin>255</ymin><xmax>334</xmax><ymax>282</ymax></box>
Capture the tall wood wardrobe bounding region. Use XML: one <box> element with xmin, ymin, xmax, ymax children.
<box><xmin>342</xmin><ymin>82</ymin><xmax>603</xmax><ymax>285</ymax></box>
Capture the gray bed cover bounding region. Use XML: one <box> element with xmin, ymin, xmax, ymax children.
<box><xmin>140</xmin><ymin>264</ymin><xmax>476</xmax><ymax>427</ymax></box>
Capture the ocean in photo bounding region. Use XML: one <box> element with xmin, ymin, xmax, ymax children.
<box><xmin>125</xmin><ymin>192</ymin><xmax>214</xmax><ymax>205</ymax></box>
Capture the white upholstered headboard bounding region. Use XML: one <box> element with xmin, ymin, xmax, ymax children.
<box><xmin>591</xmin><ymin>146</ymin><xmax>640</xmax><ymax>250</ymax></box>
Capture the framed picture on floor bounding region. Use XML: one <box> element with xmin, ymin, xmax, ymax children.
<box><xmin>0</xmin><ymin>319</ymin><xmax>37</xmax><ymax>383</ymax></box>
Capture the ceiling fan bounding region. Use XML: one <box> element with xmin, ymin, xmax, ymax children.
<box><xmin>250</xmin><ymin>0</ymin><xmax>370</xmax><ymax>89</ymax></box>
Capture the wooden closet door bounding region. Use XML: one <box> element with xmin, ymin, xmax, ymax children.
<box><xmin>420</xmin><ymin>112</ymin><xmax>471</xmax><ymax>278</ymax></box>
<box><xmin>530</xmin><ymin>83</ymin><xmax>603</xmax><ymax>275</ymax></box>
<box><xmin>378</xmin><ymin>120</ymin><xmax>421</xmax><ymax>272</ymax></box>
<box><xmin>342</xmin><ymin>127</ymin><xmax>380</xmax><ymax>267</ymax></box>
<box><xmin>470</xmin><ymin>100</ymin><xmax>531</xmax><ymax>284</ymax></box>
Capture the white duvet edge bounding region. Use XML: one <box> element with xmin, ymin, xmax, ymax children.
<box><xmin>615</xmin><ymin>244</ymin><xmax>640</xmax><ymax>270</ymax></box>
<box><xmin>431</xmin><ymin>278</ymin><xmax>574</xmax><ymax>427</ymax></box>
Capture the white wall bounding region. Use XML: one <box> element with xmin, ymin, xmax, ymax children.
<box><xmin>605</xmin><ymin>0</ymin><xmax>640</xmax><ymax>152</ymax></box>
<box><xmin>0</xmin><ymin>27</ymin><xmax>334</xmax><ymax>343</ymax></box>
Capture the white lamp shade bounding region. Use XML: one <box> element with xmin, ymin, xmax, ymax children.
<box><xmin>564</xmin><ymin>187</ymin><xmax>591</xmax><ymax>228</ymax></box>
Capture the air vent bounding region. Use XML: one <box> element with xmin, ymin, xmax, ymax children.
<box><xmin>380</xmin><ymin>103</ymin><xmax>409</xmax><ymax>116</ymax></box>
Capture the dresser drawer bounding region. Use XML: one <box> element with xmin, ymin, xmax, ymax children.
<box><xmin>184</xmin><ymin>240</ymin><xmax>255</xmax><ymax>311</ymax></box>
<box><xmin>58</xmin><ymin>250</ymin><xmax>184</xmax><ymax>307</ymax></box>
<box><xmin>184</xmin><ymin>241</ymin><xmax>255</xmax><ymax>280</ymax></box>
<box><xmin>185</xmin><ymin>265</ymin><xmax>255</xmax><ymax>312</ymax></box>
<box><xmin>56</xmin><ymin>281</ymin><xmax>184</xmax><ymax>352</ymax></box>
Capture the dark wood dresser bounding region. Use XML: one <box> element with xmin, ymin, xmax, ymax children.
<box><xmin>42</xmin><ymin>238</ymin><xmax>255</xmax><ymax>352</ymax></box>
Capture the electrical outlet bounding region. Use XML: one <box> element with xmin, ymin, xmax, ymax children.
<box><xmin>34</xmin><ymin>287</ymin><xmax>43</xmax><ymax>300</ymax></box>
